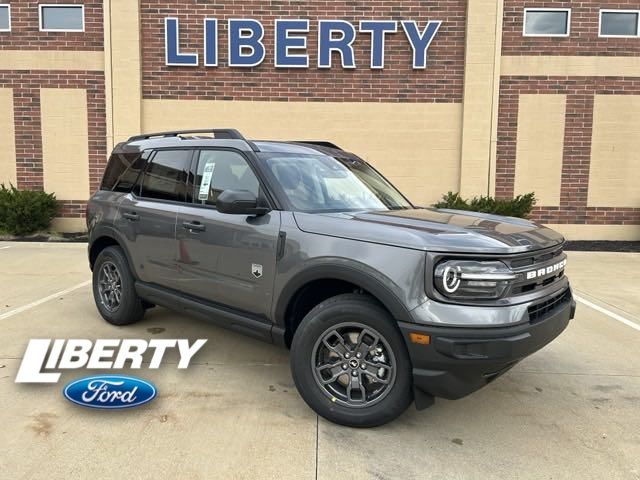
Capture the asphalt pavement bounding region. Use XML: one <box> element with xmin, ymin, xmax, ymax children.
<box><xmin>0</xmin><ymin>243</ymin><xmax>638</xmax><ymax>480</ymax></box>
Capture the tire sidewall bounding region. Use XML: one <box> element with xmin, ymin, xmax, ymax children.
<box><xmin>291</xmin><ymin>295</ymin><xmax>413</xmax><ymax>427</ymax></box>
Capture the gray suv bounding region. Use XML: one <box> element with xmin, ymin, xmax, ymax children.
<box><xmin>87</xmin><ymin>128</ymin><xmax>576</xmax><ymax>427</ymax></box>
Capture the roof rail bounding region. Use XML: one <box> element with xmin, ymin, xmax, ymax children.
<box><xmin>127</xmin><ymin>128</ymin><xmax>260</xmax><ymax>151</ymax></box>
<box><xmin>294</xmin><ymin>141</ymin><xmax>343</xmax><ymax>151</ymax></box>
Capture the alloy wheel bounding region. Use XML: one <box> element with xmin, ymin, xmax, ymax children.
<box><xmin>311</xmin><ymin>322</ymin><xmax>397</xmax><ymax>408</ymax></box>
<box><xmin>98</xmin><ymin>261</ymin><xmax>122</xmax><ymax>312</ymax></box>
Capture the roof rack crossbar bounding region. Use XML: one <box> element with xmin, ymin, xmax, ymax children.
<box><xmin>127</xmin><ymin>128</ymin><xmax>260</xmax><ymax>151</ymax></box>
<box><xmin>293</xmin><ymin>141</ymin><xmax>343</xmax><ymax>151</ymax></box>
<box><xmin>128</xmin><ymin>128</ymin><xmax>245</xmax><ymax>141</ymax></box>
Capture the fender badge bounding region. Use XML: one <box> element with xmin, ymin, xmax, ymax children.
<box><xmin>252</xmin><ymin>264</ymin><xmax>263</xmax><ymax>279</ymax></box>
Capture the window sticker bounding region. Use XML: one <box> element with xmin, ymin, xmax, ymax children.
<box><xmin>198</xmin><ymin>162</ymin><xmax>216</xmax><ymax>200</ymax></box>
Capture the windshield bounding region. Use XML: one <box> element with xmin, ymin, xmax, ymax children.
<box><xmin>259</xmin><ymin>153</ymin><xmax>413</xmax><ymax>212</ymax></box>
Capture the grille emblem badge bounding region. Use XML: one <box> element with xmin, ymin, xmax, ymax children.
<box><xmin>525</xmin><ymin>259</ymin><xmax>566</xmax><ymax>280</ymax></box>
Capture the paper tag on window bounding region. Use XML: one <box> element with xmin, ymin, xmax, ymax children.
<box><xmin>198</xmin><ymin>162</ymin><xmax>215</xmax><ymax>200</ymax></box>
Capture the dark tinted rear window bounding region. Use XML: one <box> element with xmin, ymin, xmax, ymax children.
<box><xmin>101</xmin><ymin>152</ymin><xmax>147</xmax><ymax>192</ymax></box>
<box><xmin>139</xmin><ymin>150</ymin><xmax>192</xmax><ymax>202</ymax></box>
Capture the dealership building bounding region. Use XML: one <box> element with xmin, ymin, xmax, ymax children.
<box><xmin>0</xmin><ymin>1</ymin><xmax>638</xmax><ymax>239</ymax></box>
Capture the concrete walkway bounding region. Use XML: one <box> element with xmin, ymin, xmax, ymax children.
<box><xmin>0</xmin><ymin>243</ymin><xmax>638</xmax><ymax>479</ymax></box>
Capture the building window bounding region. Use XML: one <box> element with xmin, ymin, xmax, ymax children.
<box><xmin>39</xmin><ymin>4</ymin><xmax>84</xmax><ymax>32</ymax></box>
<box><xmin>0</xmin><ymin>4</ymin><xmax>10</xmax><ymax>32</ymax></box>
<box><xmin>599</xmin><ymin>10</ymin><xmax>640</xmax><ymax>38</ymax></box>
<box><xmin>523</xmin><ymin>9</ymin><xmax>571</xmax><ymax>37</ymax></box>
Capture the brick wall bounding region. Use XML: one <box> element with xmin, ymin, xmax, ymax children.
<box><xmin>0</xmin><ymin>0</ymin><xmax>103</xmax><ymax>51</ymax></box>
<box><xmin>140</xmin><ymin>0</ymin><xmax>466</xmax><ymax>102</ymax></box>
<box><xmin>0</xmin><ymin>71</ymin><xmax>107</xmax><ymax>217</ymax></box>
<box><xmin>58</xmin><ymin>200</ymin><xmax>88</xmax><ymax>218</ymax></box>
<box><xmin>496</xmin><ymin>76</ymin><xmax>640</xmax><ymax>225</ymax></box>
<box><xmin>0</xmin><ymin>1</ymin><xmax>105</xmax><ymax>219</ymax></box>
<box><xmin>503</xmin><ymin>0</ymin><xmax>640</xmax><ymax>56</ymax></box>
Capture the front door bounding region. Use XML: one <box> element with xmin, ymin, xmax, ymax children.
<box><xmin>176</xmin><ymin>149</ymin><xmax>281</xmax><ymax>318</ymax></box>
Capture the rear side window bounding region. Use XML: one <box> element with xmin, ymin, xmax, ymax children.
<box><xmin>139</xmin><ymin>149</ymin><xmax>192</xmax><ymax>202</ymax></box>
<box><xmin>101</xmin><ymin>152</ymin><xmax>147</xmax><ymax>192</ymax></box>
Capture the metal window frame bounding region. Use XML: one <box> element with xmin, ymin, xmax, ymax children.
<box><xmin>523</xmin><ymin>8</ymin><xmax>571</xmax><ymax>38</ymax></box>
<box><xmin>39</xmin><ymin>4</ymin><xmax>85</xmax><ymax>32</ymax></box>
<box><xmin>598</xmin><ymin>9</ymin><xmax>640</xmax><ymax>38</ymax></box>
<box><xmin>0</xmin><ymin>4</ymin><xmax>11</xmax><ymax>32</ymax></box>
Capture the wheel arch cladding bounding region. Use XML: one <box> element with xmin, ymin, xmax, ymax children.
<box><xmin>89</xmin><ymin>229</ymin><xmax>135</xmax><ymax>274</ymax></box>
<box><xmin>276</xmin><ymin>265</ymin><xmax>412</xmax><ymax>347</ymax></box>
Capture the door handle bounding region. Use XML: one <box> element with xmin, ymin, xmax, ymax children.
<box><xmin>182</xmin><ymin>221</ymin><xmax>206</xmax><ymax>232</ymax></box>
<box><xmin>122</xmin><ymin>212</ymin><xmax>139</xmax><ymax>221</ymax></box>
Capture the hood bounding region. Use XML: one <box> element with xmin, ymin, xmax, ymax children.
<box><xmin>293</xmin><ymin>208</ymin><xmax>564</xmax><ymax>254</ymax></box>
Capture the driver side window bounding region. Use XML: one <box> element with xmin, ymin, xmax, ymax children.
<box><xmin>189</xmin><ymin>150</ymin><xmax>260</xmax><ymax>207</ymax></box>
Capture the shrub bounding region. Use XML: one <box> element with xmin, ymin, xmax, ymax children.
<box><xmin>433</xmin><ymin>191</ymin><xmax>536</xmax><ymax>219</ymax></box>
<box><xmin>0</xmin><ymin>184</ymin><xmax>59</xmax><ymax>235</ymax></box>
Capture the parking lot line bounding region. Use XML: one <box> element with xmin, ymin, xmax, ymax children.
<box><xmin>0</xmin><ymin>280</ymin><xmax>91</xmax><ymax>321</ymax></box>
<box><xmin>0</xmin><ymin>246</ymin><xmax>11</xmax><ymax>250</ymax></box>
<box><xmin>575</xmin><ymin>294</ymin><xmax>640</xmax><ymax>333</ymax></box>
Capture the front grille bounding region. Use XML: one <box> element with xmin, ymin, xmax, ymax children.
<box><xmin>528</xmin><ymin>288</ymin><xmax>572</xmax><ymax>324</ymax></box>
<box><xmin>506</xmin><ymin>246</ymin><xmax>566</xmax><ymax>296</ymax></box>
<box><xmin>509</xmin><ymin>246</ymin><xmax>563</xmax><ymax>269</ymax></box>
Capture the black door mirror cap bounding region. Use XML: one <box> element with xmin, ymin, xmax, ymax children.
<box><xmin>217</xmin><ymin>189</ymin><xmax>271</xmax><ymax>216</ymax></box>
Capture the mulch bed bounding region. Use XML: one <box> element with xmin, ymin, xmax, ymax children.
<box><xmin>0</xmin><ymin>232</ymin><xmax>88</xmax><ymax>243</ymax></box>
<box><xmin>564</xmin><ymin>241</ymin><xmax>640</xmax><ymax>252</ymax></box>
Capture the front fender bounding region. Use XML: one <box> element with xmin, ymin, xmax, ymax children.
<box><xmin>273</xmin><ymin>258</ymin><xmax>418</xmax><ymax>328</ymax></box>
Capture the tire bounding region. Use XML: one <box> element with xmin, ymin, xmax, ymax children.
<box><xmin>290</xmin><ymin>293</ymin><xmax>413</xmax><ymax>427</ymax></box>
<box><xmin>92</xmin><ymin>246</ymin><xmax>145</xmax><ymax>326</ymax></box>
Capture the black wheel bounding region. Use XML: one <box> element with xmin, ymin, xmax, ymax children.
<box><xmin>92</xmin><ymin>246</ymin><xmax>145</xmax><ymax>326</ymax></box>
<box><xmin>290</xmin><ymin>294</ymin><xmax>413</xmax><ymax>427</ymax></box>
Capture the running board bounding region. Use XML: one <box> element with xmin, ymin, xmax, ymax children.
<box><xmin>135</xmin><ymin>282</ymin><xmax>275</xmax><ymax>344</ymax></box>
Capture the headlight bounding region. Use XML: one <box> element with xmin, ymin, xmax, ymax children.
<box><xmin>434</xmin><ymin>260</ymin><xmax>516</xmax><ymax>300</ymax></box>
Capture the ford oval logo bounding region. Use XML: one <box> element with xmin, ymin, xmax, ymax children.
<box><xmin>63</xmin><ymin>375</ymin><xmax>156</xmax><ymax>409</ymax></box>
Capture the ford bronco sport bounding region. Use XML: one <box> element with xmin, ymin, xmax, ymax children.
<box><xmin>87</xmin><ymin>128</ymin><xmax>576</xmax><ymax>427</ymax></box>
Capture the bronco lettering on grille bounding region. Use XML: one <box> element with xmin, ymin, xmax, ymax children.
<box><xmin>525</xmin><ymin>259</ymin><xmax>567</xmax><ymax>280</ymax></box>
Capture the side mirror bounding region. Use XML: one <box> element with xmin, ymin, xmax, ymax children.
<box><xmin>216</xmin><ymin>190</ymin><xmax>271</xmax><ymax>216</ymax></box>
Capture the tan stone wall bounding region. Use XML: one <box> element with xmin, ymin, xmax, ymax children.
<box><xmin>0</xmin><ymin>51</ymin><xmax>104</xmax><ymax>71</ymax></box>
<box><xmin>548</xmin><ymin>224</ymin><xmax>640</xmax><ymax>241</ymax></box>
<box><xmin>142</xmin><ymin>100</ymin><xmax>462</xmax><ymax>207</ymax></box>
<box><xmin>105</xmin><ymin>0</ymin><xmax>141</xmax><ymax>148</ymax></box>
<box><xmin>41</xmin><ymin>88</ymin><xmax>90</xmax><ymax>201</ymax></box>
<box><xmin>501</xmin><ymin>55</ymin><xmax>640</xmax><ymax>77</ymax></box>
<box><xmin>459</xmin><ymin>0</ymin><xmax>503</xmax><ymax>198</ymax></box>
<box><xmin>1</xmin><ymin>0</ymin><xmax>637</xmax><ymax>239</ymax></box>
<box><xmin>514</xmin><ymin>94</ymin><xmax>566</xmax><ymax>205</ymax></box>
<box><xmin>589</xmin><ymin>95</ymin><xmax>640</xmax><ymax>208</ymax></box>
<box><xmin>0</xmin><ymin>88</ymin><xmax>16</xmax><ymax>187</ymax></box>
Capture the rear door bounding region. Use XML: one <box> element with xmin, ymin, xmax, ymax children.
<box><xmin>175</xmin><ymin>149</ymin><xmax>281</xmax><ymax>318</ymax></box>
<box><xmin>116</xmin><ymin>149</ymin><xmax>193</xmax><ymax>290</ymax></box>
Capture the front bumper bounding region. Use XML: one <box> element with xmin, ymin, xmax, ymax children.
<box><xmin>398</xmin><ymin>291</ymin><xmax>576</xmax><ymax>400</ymax></box>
